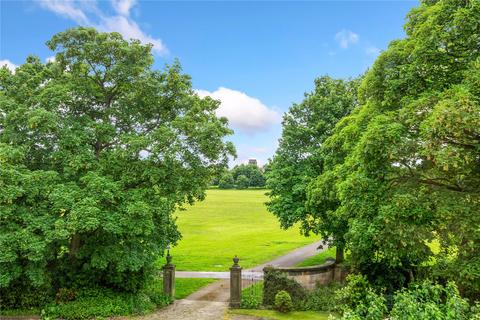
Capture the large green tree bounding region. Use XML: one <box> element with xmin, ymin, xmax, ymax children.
<box><xmin>266</xmin><ymin>76</ymin><xmax>360</xmax><ymax>261</ymax></box>
<box><xmin>0</xmin><ymin>27</ymin><xmax>234</xmax><ymax>298</ymax></box>
<box><xmin>308</xmin><ymin>0</ymin><xmax>480</xmax><ymax>292</ymax></box>
<box><xmin>231</xmin><ymin>164</ymin><xmax>266</xmax><ymax>188</ymax></box>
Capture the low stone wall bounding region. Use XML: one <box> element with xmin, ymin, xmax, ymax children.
<box><xmin>264</xmin><ymin>258</ymin><xmax>347</xmax><ymax>291</ymax></box>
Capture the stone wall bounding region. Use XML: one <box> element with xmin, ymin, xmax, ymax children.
<box><xmin>264</xmin><ymin>258</ymin><xmax>347</xmax><ymax>291</ymax></box>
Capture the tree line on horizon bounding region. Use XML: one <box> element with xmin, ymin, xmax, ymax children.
<box><xmin>212</xmin><ymin>163</ymin><xmax>268</xmax><ymax>189</ymax></box>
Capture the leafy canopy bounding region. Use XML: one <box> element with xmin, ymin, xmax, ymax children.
<box><xmin>266</xmin><ymin>75</ymin><xmax>360</xmax><ymax>259</ymax></box>
<box><xmin>0</xmin><ymin>27</ymin><xmax>235</xmax><ymax>299</ymax></box>
<box><xmin>308</xmin><ymin>0</ymin><xmax>480</xmax><ymax>292</ymax></box>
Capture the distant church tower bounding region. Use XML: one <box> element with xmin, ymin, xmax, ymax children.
<box><xmin>248</xmin><ymin>158</ymin><xmax>258</xmax><ymax>166</ymax></box>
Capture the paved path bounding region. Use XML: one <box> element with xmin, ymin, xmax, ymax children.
<box><xmin>144</xmin><ymin>239</ymin><xmax>327</xmax><ymax>319</ymax></box>
<box><xmin>175</xmin><ymin>239</ymin><xmax>326</xmax><ymax>278</ymax></box>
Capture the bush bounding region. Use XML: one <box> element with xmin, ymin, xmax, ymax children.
<box><xmin>0</xmin><ymin>280</ymin><xmax>54</xmax><ymax>309</ymax></box>
<box><xmin>41</xmin><ymin>285</ymin><xmax>172</xmax><ymax>320</ymax></box>
<box><xmin>390</xmin><ymin>281</ymin><xmax>470</xmax><ymax>320</ymax></box>
<box><xmin>241</xmin><ymin>281</ymin><xmax>263</xmax><ymax>309</ymax></box>
<box><xmin>274</xmin><ymin>290</ymin><xmax>293</xmax><ymax>313</ymax></box>
<box><xmin>337</xmin><ymin>277</ymin><xmax>476</xmax><ymax>320</ymax></box>
<box><xmin>219</xmin><ymin>172</ymin><xmax>235</xmax><ymax>189</ymax></box>
<box><xmin>303</xmin><ymin>282</ymin><xmax>343</xmax><ymax>312</ymax></box>
<box><xmin>55</xmin><ymin>288</ymin><xmax>76</xmax><ymax>304</ymax></box>
<box><xmin>236</xmin><ymin>175</ymin><xmax>250</xmax><ymax>189</ymax></box>
<box><xmin>262</xmin><ymin>268</ymin><xmax>306</xmax><ymax>308</ymax></box>
<box><xmin>336</xmin><ymin>274</ymin><xmax>387</xmax><ymax>320</ymax></box>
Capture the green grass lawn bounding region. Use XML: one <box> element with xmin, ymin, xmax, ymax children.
<box><xmin>174</xmin><ymin>278</ymin><xmax>216</xmax><ymax>299</ymax></box>
<box><xmin>167</xmin><ymin>189</ymin><xmax>318</xmax><ymax>271</ymax></box>
<box><xmin>296</xmin><ymin>247</ymin><xmax>336</xmax><ymax>267</ymax></box>
<box><xmin>229</xmin><ymin>309</ymin><xmax>334</xmax><ymax>320</ymax></box>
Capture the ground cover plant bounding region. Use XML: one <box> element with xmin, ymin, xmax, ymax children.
<box><xmin>169</xmin><ymin>189</ymin><xmax>317</xmax><ymax>271</ymax></box>
<box><xmin>0</xmin><ymin>278</ymin><xmax>213</xmax><ymax>319</ymax></box>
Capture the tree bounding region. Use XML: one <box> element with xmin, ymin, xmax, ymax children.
<box><xmin>0</xmin><ymin>27</ymin><xmax>235</xmax><ymax>300</ymax></box>
<box><xmin>218</xmin><ymin>172</ymin><xmax>235</xmax><ymax>189</ymax></box>
<box><xmin>308</xmin><ymin>0</ymin><xmax>480</xmax><ymax>292</ymax></box>
<box><xmin>236</xmin><ymin>174</ymin><xmax>250</xmax><ymax>189</ymax></box>
<box><xmin>266</xmin><ymin>76</ymin><xmax>360</xmax><ymax>262</ymax></box>
<box><xmin>231</xmin><ymin>164</ymin><xmax>266</xmax><ymax>188</ymax></box>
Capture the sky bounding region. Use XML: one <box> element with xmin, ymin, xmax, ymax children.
<box><xmin>0</xmin><ymin>0</ymin><xmax>418</xmax><ymax>166</ymax></box>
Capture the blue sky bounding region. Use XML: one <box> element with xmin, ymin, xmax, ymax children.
<box><xmin>0</xmin><ymin>0</ymin><xmax>418</xmax><ymax>166</ymax></box>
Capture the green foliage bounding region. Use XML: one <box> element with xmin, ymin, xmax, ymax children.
<box><xmin>232</xmin><ymin>164</ymin><xmax>266</xmax><ymax>188</ymax></box>
<box><xmin>0</xmin><ymin>27</ymin><xmax>234</xmax><ymax>306</ymax></box>
<box><xmin>241</xmin><ymin>281</ymin><xmax>263</xmax><ymax>309</ymax></box>
<box><xmin>337</xmin><ymin>276</ymin><xmax>476</xmax><ymax>320</ymax></box>
<box><xmin>217</xmin><ymin>164</ymin><xmax>266</xmax><ymax>189</ymax></box>
<box><xmin>275</xmin><ymin>290</ymin><xmax>294</xmax><ymax>313</ymax></box>
<box><xmin>0</xmin><ymin>280</ymin><xmax>53</xmax><ymax>310</ymax></box>
<box><xmin>266</xmin><ymin>76</ymin><xmax>360</xmax><ymax>260</ymax></box>
<box><xmin>336</xmin><ymin>275</ymin><xmax>387</xmax><ymax>320</ymax></box>
<box><xmin>263</xmin><ymin>268</ymin><xmax>306</xmax><ymax>308</ymax></box>
<box><xmin>236</xmin><ymin>174</ymin><xmax>250</xmax><ymax>189</ymax></box>
<box><xmin>230</xmin><ymin>309</ymin><xmax>332</xmax><ymax>320</ymax></box>
<box><xmin>55</xmin><ymin>288</ymin><xmax>76</xmax><ymax>304</ymax></box>
<box><xmin>303</xmin><ymin>282</ymin><xmax>343</xmax><ymax>312</ymax></box>
<box><xmin>304</xmin><ymin>0</ymin><xmax>480</xmax><ymax>293</ymax></box>
<box><xmin>390</xmin><ymin>281</ymin><xmax>470</xmax><ymax>320</ymax></box>
<box><xmin>218</xmin><ymin>172</ymin><xmax>235</xmax><ymax>189</ymax></box>
<box><xmin>40</xmin><ymin>286</ymin><xmax>171</xmax><ymax>320</ymax></box>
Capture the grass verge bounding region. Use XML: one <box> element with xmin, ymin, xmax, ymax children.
<box><xmin>229</xmin><ymin>309</ymin><xmax>334</xmax><ymax>320</ymax></box>
<box><xmin>296</xmin><ymin>247</ymin><xmax>336</xmax><ymax>267</ymax></box>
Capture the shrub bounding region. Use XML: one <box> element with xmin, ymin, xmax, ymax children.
<box><xmin>274</xmin><ymin>290</ymin><xmax>293</xmax><ymax>313</ymax></box>
<box><xmin>55</xmin><ymin>288</ymin><xmax>76</xmax><ymax>304</ymax></box>
<box><xmin>390</xmin><ymin>281</ymin><xmax>470</xmax><ymax>320</ymax></box>
<box><xmin>262</xmin><ymin>268</ymin><xmax>306</xmax><ymax>308</ymax></box>
<box><xmin>219</xmin><ymin>172</ymin><xmax>235</xmax><ymax>189</ymax></box>
<box><xmin>303</xmin><ymin>282</ymin><xmax>343</xmax><ymax>312</ymax></box>
<box><xmin>336</xmin><ymin>274</ymin><xmax>387</xmax><ymax>320</ymax></box>
<box><xmin>337</xmin><ymin>277</ymin><xmax>476</xmax><ymax>320</ymax></box>
<box><xmin>41</xmin><ymin>285</ymin><xmax>172</xmax><ymax>320</ymax></box>
<box><xmin>0</xmin><ymin>280</ymin><xmax>54</xmax><ymax>309</ymax></box>
<box><xmin>236</xmin><ymin>175</ymin><xmax>250</xmax><ymax>189</ymax></box>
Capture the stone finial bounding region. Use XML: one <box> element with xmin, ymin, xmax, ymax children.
<box><xmin>233</xmin><ymin>255</ymin><xmax>239</xmax><ymax>266</ymax></box>
<box><xmin>166</xmin><ymin>252</ymin><xmax>172</xmax><ymax>264</ymax></box>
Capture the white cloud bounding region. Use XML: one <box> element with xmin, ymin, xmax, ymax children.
<box><xmin>335</xmin><ymin>29</ymin><xmax>359</xmax><ymax>49</ymax></box>
<box><xmin>46</xmin><ymin>56</ymin><xmax>56</xmax><ymax>63</ymax></box>
<box><xmin>37</xmin><ymin>0</ymin><xmax>167</xmax><ymax>55</ymax></box>
<box><xmin>366</xmin><ymin>46</ymin><xmax>381</xmax><ymax>58</ymax></box>
<box><xmin>98</xmin><ymin>15</ymin><xmax>166</xmax><ymax>54</ymax></box>
<box><xmin>196</xmin><ymin>87</ymin><xmax>281</xmax><ymax>135</ymax></box>
<box><xmin>0</xmin><ymin>59</ymin><xmax>17</xmax><ymax>72</ymax></box>
<box><xmin>38</xmin><ymin>0</ymin><xmax>89</xmax><ymax>24</ymax></box>
<box><xmin>111</xmin><ymin>0</ymin><xmax>136</xmax><ymax>16</ymax></box>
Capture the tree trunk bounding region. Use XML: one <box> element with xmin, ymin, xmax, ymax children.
<box><xmin>69</xmin><ymin>233</ymin><xmax>81</xmax><ymax>259</ymax></box>
<box><xmin>335</xmin><ymin>245</ymin><xmax>344</xmax><ymax>264</ymax></box>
